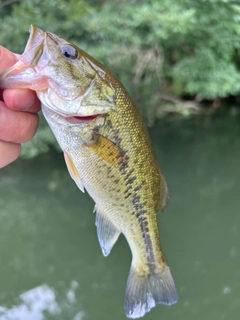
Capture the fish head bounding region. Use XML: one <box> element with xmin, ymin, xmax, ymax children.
<box><xmin>0</xmin><ymin>25</ymin><xmax>116</xmax><ymax>121</ymax></box>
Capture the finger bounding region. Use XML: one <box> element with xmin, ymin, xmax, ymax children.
<box><xmin>0</xmin><ymin>46</ymin><xmax>17</xmax><ymax>72</ymax></box>
<box><xmin>0</xmin><ymin>101</ymin><xmax>39</xmax><ymax>143</ymax></box>
<box><xmin>0</xmin><ymin>46</ymin><xmax>18</xmax><ymax>103</ymax></box>
<box><xmin>0</xmin><ymin>140</ymin><xmax>21</xmax><ymax>168</ymax></box>
<box><xmin>3</xmin><ymin>88</ymin><xmax>41</xmax><ymax>113</ymax></box>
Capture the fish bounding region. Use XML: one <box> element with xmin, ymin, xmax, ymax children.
<box><xmin>0</xmin><ymin>25</ymin><xmax>178</xmax><ymax>318</ymax></box>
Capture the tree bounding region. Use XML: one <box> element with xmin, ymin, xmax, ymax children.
<box><xmin>0</xmin><ymin>0</ymin><xmax>239</xmax><ymax>157</ymax></box>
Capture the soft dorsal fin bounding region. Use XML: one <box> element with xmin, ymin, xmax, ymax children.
<box><xmin>64</xmin><ymin>152</ymin><xmax>85</xmax><ymax>193</ymax></box>
<box><xmin>158</xmin><ymin>172</ymin><xmax>169</xmax><ymax>212</ymax></box>
<box><xmin>94</xmin><ymin>205</ymin><xmax>121</xmax><ymax>256</ymax></box>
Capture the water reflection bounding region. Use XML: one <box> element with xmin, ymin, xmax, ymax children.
<box><xmin>0</xmin><ymin>113</ymin><xmax>240</xmax><ymax>320</ymax></box>
<box><xmin>0</xmin><ymin>283</ymin><xmax>84</xmax><ymax>320</ymax></box>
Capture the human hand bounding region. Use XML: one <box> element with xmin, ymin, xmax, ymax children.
<box><xmin>0</xmin><ymin>46</ymin><xmax>41</xmax><ymax>168</ymax></box>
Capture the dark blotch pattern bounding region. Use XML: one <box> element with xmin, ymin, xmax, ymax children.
<box><xmin>102</xmin><ymin>116</ymin><xmax>156</xmax><ymax>265</ymax></box>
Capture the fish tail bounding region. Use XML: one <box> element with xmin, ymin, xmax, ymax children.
<box><xmin>124</xmin><ymin>262</ymin><xmax>178</xmax><ymax>318</ymax></box>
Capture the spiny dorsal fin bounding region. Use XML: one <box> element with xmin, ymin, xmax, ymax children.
<box><xmin>64</xmin><ymin>152</ymin><xmax>85</xmax><ymax>193</ymax></box>
<box><xmin>94</xmin><ymin>205</ymin><xmax>121</xmax><ymax>256</ymax></box>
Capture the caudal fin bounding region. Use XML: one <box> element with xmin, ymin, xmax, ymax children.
<box><xmin>124</xmin><ymin>263</ymin><xmax>178</xmax><ymax>319</ymax></box>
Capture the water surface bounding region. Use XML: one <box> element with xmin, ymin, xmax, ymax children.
<box><xmin>0</xmin><ymin>113</ymin><xmax>240</xmax><ymax>320</ymax></box>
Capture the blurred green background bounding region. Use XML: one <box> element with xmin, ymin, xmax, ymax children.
<box><xmin>1</xmin><ymin>0</ymin><xmax>240</xmax><ymax>157</ymax></box>
<box><xmin>1</xmin><ymin>1</ymin><xmax>240</xmax><ymax>320</ymax></box>
<box><xmin>1</xmin><ymin>114</ymin><xmax>240</xmax><ymax>320</ymax></box>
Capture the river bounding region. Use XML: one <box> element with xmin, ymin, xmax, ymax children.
<box><xmin>0</xmin><ymin>112</ymin><xmax>240</xmax><ymax>320</ymax></box>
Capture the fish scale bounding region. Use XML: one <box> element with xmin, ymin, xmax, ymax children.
<box><xmin>0</xmin><ymin>24</ymin><xmax>178</xmax><ymax>318</ymax></box>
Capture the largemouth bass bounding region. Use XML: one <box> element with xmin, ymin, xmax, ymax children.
<box><xmin>0</xmin><ymin>25</ymin><xmax>177</xmax><ymax>318</ymax></box>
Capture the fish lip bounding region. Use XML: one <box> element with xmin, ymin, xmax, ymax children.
<box><xmin>45</xmin><ymin>31</ymin><xmax>61</xmax><ymax>43</ymax></box>
<box><xmin>21</xmin><ymin>24</ymin><xmax>45</xmax><ymax>67</ymax></box>
<box><xmin>26</xmin><ymin>25</ymin><xmax>44</xmax><ymax>50</ymax></box>
<box><xmin>0</xmin><ymin>25</ymin><xmax>49</xmax><ymax>89</ymax></box>
<box><xmin>0</xmin><ymin>25</ymin><xmax>44</xmax><ymax>84</ymax></box>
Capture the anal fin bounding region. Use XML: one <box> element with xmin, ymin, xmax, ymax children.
<box><xmin>64</xmin><ymin>152</ymin><xmax>85</xmax><ymax>193</ymax></box>
<box><xmin>94</xmin><ymin>205</ymin><xmax>121</xmax><ymax>256</ymax></box>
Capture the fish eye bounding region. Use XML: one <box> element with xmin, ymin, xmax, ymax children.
<box><xmin>60</xmin><ymin>45</ymin><xmax>78</xmax><ymax>60</ymax></box>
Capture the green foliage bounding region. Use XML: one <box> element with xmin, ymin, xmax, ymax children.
<box><xmin>0</xmin><ymin>0</ymin><xmax>240</xmax><ymax>158</ymax></box>
<box><xmin>173</xmin><ymin>48</ymin><xmax>240</xmax><ymax>99</ymax></box>
<box><xmin>0</xmin><ymin>0</ymin><xmax>89</xmax><ymax>52</ymax></box>
<box><xmin>170</xmin><ymin>0</ymin><xmax>240</xmax><ymax>98</ymax></box>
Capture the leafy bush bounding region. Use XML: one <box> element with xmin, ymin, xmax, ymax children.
<box><xmin>0</xmin><ymin>0</ymin><xmax>240</xmax><ymax>157</ymax></box>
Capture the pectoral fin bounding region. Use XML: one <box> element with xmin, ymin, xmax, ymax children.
<box><xmin>88</xmin><ymin>134</ymin><xmax>127</xmax><ymax>167</ymax></box>
<box><xmin>94</xmin><ymin>205</ymin><xmax>121</xmax><ymax>256</ymax></box>
<box><xmin>64</xmin><ymin>152</ymin><xmax>85</xmax><ymax>193</ymax></box>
